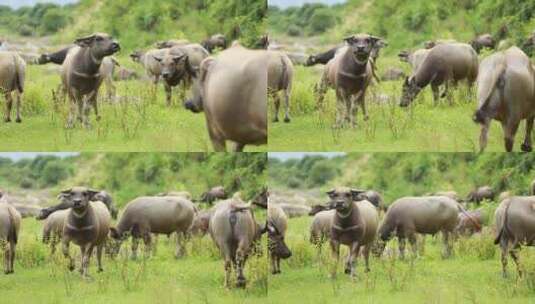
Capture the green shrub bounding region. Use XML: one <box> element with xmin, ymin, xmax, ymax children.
<box><xmin>308</xmin><ymin>9</ymin><xmax>337</xmax><ymax>34</ymax></box>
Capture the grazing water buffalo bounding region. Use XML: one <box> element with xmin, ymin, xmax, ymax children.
<box><xmin>470</xmin><ymin>34</ymin><xmax>496</xmax><ymax>54</ymax></box>
<box><xmin>190</xmin><ymin>209</ymin><xmax>213</xmax><ymax>237</ymax></box>
<box><xmin>267</xmin><ymin>203</ymin><xmax>292</xmax><ymax>274</ymax></box>
<box><xmin>110</xmin><ymin>196</ymin><xmax>195</xmax><ymax>259</ymax></box>
<box><xmin>201</xmin><ymin>34</ymin><xmax>227</xmax><ymax>53</ymax></box>
<box><xmin>0</xmin><ymin>51</ymin><xmax>26</xmax><ymax>123</ymax></box>
<box><xmin>42</xmin><ymin>209</ymin><xmax>68</xmax><ymax>254</ymax></box>
<box><xmin>153</xmin><ymin>44</ymin><xmax>209</xmax><ymax>106</ymax></box>
<box><xmin>185</xmin><ymin>45</ymin><xmax>267</xmax><ymax>151</ymax></box>
<box><xmin>455</xmin><ymin>209</ymin><xmax>482</xmax><ymax>236</ymax></box>
<box><xmin>0</xmin><ymin>202</ymin><xmax>21</xmax><ymax>274</ymax></box>
<box><xmin>465</xmin><ymin>186</ymin><xmax>495</xmax><ymax>205</ymax></box>
<box><xmin>378</xmin><ymin>196</ymin><xmax>460</xmax><ymax>259</ymax></box>
<box><xmin>60</xmin><ymin>187</ymin><xmax>111</xmax><ymax>277</ymax></box>
<box><xmin>268</xmin><ymin>50</ymin><xmax>294</xmax><ymax>123</ymax></box>
<box><xmin>317</xmin><ymin>34</ymin><xmax>382</xmax><ymax>128</ymax></box>
<box><xmin>494</xmin><ymin>196</ymin><xmax>535</xmax><ymax>277</ymax></box>
<box><xmin>61</xmin><ymin>33</ymin><xmax>120</xmax><ymax>128</ymax></box>
<box><xmin>326</xmin><ymin>187</ymin><xmax>379</xmax><ymax>278</ymax></box>
<box><xmin>309</xmin><ymin>209</ymin><xmax>335</xmax><ymax>245</ymax></box>
<box><xmin>37</xmin><ymin>190</ymin><xmax>117</xmax><ymax>220</ymax></box>
<box><xmin>130</xmin><ymin>48</ymin><xmax>166</xmax><ymax>85</ymax></box>
<box><xmin>209</xmin><ymin>199</ymin><xmax>265</xmax><ymax>288</ymax></box>
<box><xmin>200</xmin><ymin>186</ymin><xmax>227</xmax><ymax>204</ymax></box>
<box><xmin>400</xmin><ymin>43</ymin><xmax>478</xmax><ymax>107</ymax></box>
<box><xmin>473</xmin><ymin>47</ymin><xmax>535</xmax><ymax>152</ymax></box>
<box><xmin>155</xmin><ymin>39</ymin><xmax>190</xmax><ymax>49</ymax></box>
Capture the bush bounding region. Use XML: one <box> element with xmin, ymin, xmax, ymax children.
<box><xmin>41</xmin><ymin>161</ymin><xmax>71</xmax><ymax>186</ymax></box>
<box><xmin>308</xmin><ymin>9</ymin><xmax>337</xmax><ymax>34</ymax></box>
<box><xmin>41</xmin><ymin>8</ymin><xmax>68</xmax><ymax>33</ymax></box>
<box><xmin>287</xmin><ymin>25</ymin><xmax>302</xmax><ymax>37</ymax></box>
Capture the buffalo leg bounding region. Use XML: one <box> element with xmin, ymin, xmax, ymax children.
<box><xmin>283</xmin><ymin>87</ymin><xmax>291</xmax><ymax>123</ymax></box>
<box><xmin>347</xmin><ymin>242</ymin><xmax>360</xmax><ymax>278</ymax></box>
<box><xmin>315</xmin><ymin>76</ymin><xmax>328</xmax><ymax>109</ymax></box>
<box><xmin>143</xmin><ymin>232</ymin><xmax>152</xmax><ymax>258</ymax></box>
<box><xmin>479</xmin><ymin>119</ymin><xmax>491</xmax><ymax>152</ymax></box>
<box><xmin>15</xmin><ymin>91</ymin><xmax>21</xmax><ymax>123</ymax></box>
<box><xmin>442</xmin><ymin>231</ymin><xmax>452</xmax><ymax>258</ymax></box>
<box><xmin>66</xmin><ymin>91</ymin><xmax>77</xmax><ymax>128</ymax></box>
<box><xmin>510</xmin><ymin>248</ymin><xmax>522</xmax><ymax>277</ymax></box>
<box><xmin>398</xmin><ymin>237</ymin><xmax>406</xmax><ymax>260</ymax></box>
<box><xmin>62</xmin><ymin>240</ymin><xmax>75</xmax><ymax>271</ymax></box>
<box><xmin>9</xmin><ymin>242</ymin><xmax>15</xmax><ymax>274</ymax></box>
<box><xmin>363</xmin><ymin>245</ymin><xmax>371</xmax><ymax>273</ymax></box>
<box><xmin>81</xmin><ymin>245</ymin><xmax>94</xmax><ymax>277</ymax></box>
<box><xmin>232</xmin><ymin>142</ymin><xmax>245</xmax><ymax>152</ymax></box>
<box><xmin>175</xmin><ymin>231</ymin><xmax>185</xmax><ymax>259</ymax></box>
<box><xmin>271</xmin><ymin>91</ymin><xmax>280</xmax><ymax>123</ymax></box>
<box><xmin>330</xmin><ymin>239</ymin><xmax>341</xmax><ymax>278</ymax></box>
<box><xmin>4</xmin><ymin>92</ymin><xmax>12</xmax><ymax>122</ymax></box>
<box><xmin>358</xmin><ymin>90</ymin><xmax>368</xmax><ymax>121</ymax></box>
<box><xmin>164</xmin><ymin>82</ymin><xmax>172</xmax><ymax>107</ymax></box>
<box><xmin>500</xmin><ymin>243</ymin><xmax>509</xmax><ymax>278</ymax></box>
<box><xmin>224</xmin><ymin>257</ymin><xmax>232</xmax><ymax>288</ymax></box>
<box><xmin>408</xmin><ymin>234</ymin><xmax>418</xmax><ymax>259</ymax></box>
<box><xmin>521</xmin><ymin>117</ymin><xmax>534</xmax><ymax>152</ymax></box>
<box><xmin>82</xmin><ymin>96</ymin><xmax>92</xmax><ymax>129</ymax></box>
<box><xmin>502</xmin><ymin>120</ymin><xmax>520</xmax><ymax>152</ymax></box>
<box><xmin>431</xmin><ymin>84</ymin><xmax>440</xmax><ymax>105</ymax></box>
<box><xmin>3</xmin><ymin>244</ymin><xmax>10</xmax><ymax>274</ymax></box>
<box><xmin>207</xmin><ymin>125</ymin><xmax>226</xmax><ymax>151</ymax></box>
<box><xmin>96</xmin><ymin>244</ymin><xmax>104</xmax><ymax>272</ymax></box>
<box><xmin>89</xmin><ymin>92</ymin><xmax>100</xmax><ymax>122</ymax></box>
<box><xmin>235</xmin><ymin>243</ymin><xmax>247</xmax><ymax>288</ymax></box>
<box><xmin>131</xmin><ymin>237</ymin><xmax>139</xmax><ymax>260</ymax></box>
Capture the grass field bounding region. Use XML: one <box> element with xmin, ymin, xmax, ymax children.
<box><xmin>267</xmin><ymin>61</ymin><xmax>529</xmax><ymax>152</ymax></box>
<box><xmin>1</xmin><ymin>215</ymin><xmax>268</xmax><ymax>304</ymax></box>
<box><xmin>0</xmin><ymin>59</ymin><xmax>266</xmax><ymax>152</ymax></box>
<box><xmin>268</xmin><ymin>210</ymin><xmax>535</xmax><ymax>304</ymax></box>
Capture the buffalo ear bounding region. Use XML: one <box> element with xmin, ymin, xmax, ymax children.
<box><xmin>172</xmin><ymin>54</ymin><xmax>185</xmax><ymax>64</ymax></box>
<box><xmin>343</xmin><ymin>35</ymin><xmax>355</xmax><ymax>44</ymax></box>
<box><xmin>153</xmin><ymin>55</ymin><xmax>163</xmax><ymax>62</ymax></box>
<box><xmin>109</xmin><ymin>227</ymin><xmax>120</xmax><ymax>239</ymax></box>
<box><xmin>60</xmin><ymin>188</ymin><xmax>72</xmax><ymax>195</ymax></box>
<box><xmin>74</xmin><ymin>35</ymin><xmax>96</xmax><ymax>47</ymax></box>
<box><xmin>350</xmin><ymin>189</ymin><xmax>366</xmax><ymax>201</ymax></box>
<box><xmin>185</xmin><ymin>56</ymin><xmax>197</xmax><ymax>77</ymax></box>
<box><xmin>370</xmin><ymin>35</ymin><xmax>383</xmax><ymax>46</ymax></box>
<box><xmin>87</xmin><ymin>188</ymin><xmax>100</xmax><ymax>200</ymax></box>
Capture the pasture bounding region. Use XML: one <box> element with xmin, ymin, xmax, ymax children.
<box><xmin>269</xmin><ymin>204</ymin><xmax>535</xmax><ymax>304</ymax></box>
<box><xmin>268</xmin><ymin>61</ymin><xmax>524</xmax><ymax>152</ymax></box>
<box><xmin>1</xmin><ymin>214</ymin><xmax>268</xmax><ymax>304</ymax></box>
<box><xmin>0</xmin><ymin>57</ymin><xmax>266</xmax><ymax>152</ymax></box>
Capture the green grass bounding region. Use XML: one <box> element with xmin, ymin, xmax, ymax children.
<box><xmin>268</xmin><ymin>64</ymin><xmax>529</xmax><ymax>152</ymax></box>
<box><xmin>1</xmin><ymin>217</ymin><xmax>268</xmax><ymax>304</ymax></box>
<box><xmin>0</xmin><ymin>59</ymin><xmax>265</xmax><ymax>152</ymax></box>
<box><xmin>269</xmin><ymin>212</ymin><xmax>535</xmax><ymax>303</ymax></box>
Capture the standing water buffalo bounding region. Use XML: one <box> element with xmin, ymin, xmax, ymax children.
<box><xmin>42</xmin><ymin>209</ymin><xmax>69</xmax><ymax>255</ymax></box>
<box><xmin>0</xmin><ymin>51</ymin><xmax>26</xmax><ymax>123</ymax></box>
<box><xmin>201</xmin><ymin>34</ymin><xmax>227</xmax><ymax>53</ymax></box>
<box><xmin>378</xmin><ymin>196</ymin><xmax>460</xmax><ymax>259</ymax></box>
<box><xmin>268</xmin><ymin>50</ymin><xmax>294</xmax><ymax>123</ymax></box>
<box><xmin>37</xmin><ymin>190</ymin><xmax>117</xmax><ymax>220</ymax></box>
<box><xmin>317</xmin><ymin>34</ymin><xmax>382</xmax><ymax>128</ymax></box>
<box><xmin>209</xmin><ymin>198</ymin><xmax>266</xmax><ymax>288</ymax></box>
<box><xmin>0</xmin><ymin>202</ymin><xmax>21</xmax><ymax>274</ymax></box>
<box><xmin>130</xmin><ymin>48</ymin><xmax>166</xmax><ymax>85</ymax></box>
<box><xmin>326</xmin><ymin>187</ymin><xmax>379</xmax><ymax>278</ymax></box>
<box><xmin>465</xmin><ymin>186</ymin><xmax>495</xmax><ymax>205</ymax></box>
<box><xmin>59</xmin><ymin>187</ymin><xmax>111</xmax><ymax>277</ymax></box>
<box><xmin>356</xmin><ymin>190</ymin><xmax>385</xmax><ymax>211</ymax></box>
<box><xmin>494</xmin><ymin>196</ymin><xmax>535</xmax><ymax>277</ymax></box>
<box><xmin>309</xmin><ymin>209</ymin><xmax>335</xmax><ymax>245</ymax></box>
<box><xmin>470</xmin><ymin>34</ymin><xmax>496</xmax><ymax>54</ymax></box>
<box><xmin>267</xmin><ymin>203</ymin><xmax>292</xmax><ymax>274</ymax></box>
<box><xmin>455</xmin><ymin>209</ymin><xmax>482</xmax><ymax>236</ymax></box>
<box><xmin>153</xmin><ymin>44</ymin><xmax>209</xmax><ymax>106</ymax></box>
<box><xmin>473</xmin><ymin>46</ymin><xmax>535</xmax><ymax>152</ymax></box>
<box><xmin>61</xmin><ymin>33</ymin><xmax>120</xmax><ymax>128</ymax></box>
<box><xmin>184</xmin><ymin>44</ymin><xmax>267</xmax><ymax>151</ymax></box>
<box><xmin>110</xmin><ymin>196</ymin><xmax>195</xmax><ymax>259</ymax></box>
<box><xmin>400</xmin><ymin>43</ymin><xmax>478</xmax><ymax>107</ymax></box>
<box><xmin>92</xmin><ymin>190</ymin><xmax>118</xmax><ymax>219</ymax></box>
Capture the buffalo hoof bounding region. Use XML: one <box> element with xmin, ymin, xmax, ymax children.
<box><xmin>97</xmin><ymin>268</ymin><xmax>103</xmax><ymax>273</ymax></box>
<box><xmin>344</xmin><ymin>268</ymin><xmax>351</xmax><ymax>275</ymax></box>
<box><xmin>272</xmin><ymin>270</ymin><xmax>281</xmax><ymax>275</ymax></box>
<box><xmin>68</xmin><ymin>265</ymin><xmax>75</xmax><ymax>272</ymax></box>
<box><xmin>284</xmin><ymin>117</ymin><xmax>291</xmax><ymax>123</ymax></box>
<box><xmin>521</xmin><ymin>143</ymin><xmax>532</xmax><ymax>152</ymax></box>
<box><xmin>4</xmin><ymin>270</ymin><xmax>13</xmax><ymax>275</ymax></box>
<box><xmin>4</xmin><ymin>117</ymin><xmax>10</xmax><ymax>123</ymax></box>
<box><xmin>236</xmin><ymin>278</ymin><xmax>246</xmax><ymax>288</ymax></box>
<box><xmin>272</xmin><ymin>117</ymin><xmax>279</xmax><ymax>123</ymax></box>
<box><xmin>15</xmin><ymin>118</ymin><xmax>21</xmax><ymax>123</ymax></box>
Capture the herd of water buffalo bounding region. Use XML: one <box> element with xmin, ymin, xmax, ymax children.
<box><xmin>270</xmin><ymin>30</ymin><xmax>535</xmax><ymax>152</ymax></box>
<box><xmin>1</xmin><ymin>180</ymin><xmax>534</xmax><ymax>288</ymax></box>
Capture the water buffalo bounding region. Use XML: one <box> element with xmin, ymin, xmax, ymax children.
<box><xmin>37</xmin><ymin>190</ymin><xmax>117</xmax><ymax>220</ymax></box>
<box><xmin>356</xmin><ymin>190</ymin><xmax>385</xmax><ymax>211</ymax></box>
<box><xmin>473</xmin><ymin>46</ymin><xmax>535</xmax><ymax>152</ymax></box>
<box><xmin>309</xmin><ymin>209</ymin><xmax>335</xmax><ymax>245</ymax></box>
<box><xmin>0</xmin><ymin>202</ymin><xmax>21</xmax><ymax>274</ymax></box>
<box><xmin>267</xmin><ymin>203</ymin><xmax>292</xmax><ymax>274</ymax></box>
<box><xmin>494</xmin><ymin>196</ymin><xmax>535</xmax><ymax>277</ymax></box>
<box><xmin>209</xmin><ymin>199</ymin><xmax>265</xmax><ymax>288</ymax></box>
<box><xmin>378</xmin><ymin>196</ymin><xmax>460</xmax><ymax>259</ymax></box>
<box><xmin>268</xmin><ymin>50</ymin><xmax>293</xmax><ymax>123</ymax></box>
<box><xmin>130</xmin><ymin>48</ymin><xmax>166</xmax><ymax>85</ymax></box>
<box><xmin>465</xmin><ymin>186</ymin><xmax>495</xmax><ymax>205</ymax></box>
<box><xmin>455</xmin><ymin>209</ymin><xmax>482</xmax><ymax>236</ymax></box>
<box><xmin>184</xmin><ymin>44</ymin><xmax>267</xmax><ymax>151</ymax></box>
<box><xmin>317</xmin><ymin>34</ymin><xmax>381</xmax><ymax>128</ymax></box>
<box><xmin>153</xmin><ymin>44</ymin><xmax>209</xmax><ymax>106</ymax></box>
<box><xmin>0</xmin><ymin>51</ymin><xmax>25</xmax><ymax>123</ymax></box>
<box><xmin>61</xmin><ymin>33</ymin><xmax>120</xmax><ymax>128</ymax></box>
<box><xmin>470</xmin><ymin>34</ymin><xmax>496</xmax><ymax>54</ymax></box>
<box><xmin>424</xmin><ymin>39</ymin><xmax>457</xmax><ymax>49</ymax></box>
<box><xmin>190</xmin><ymin>209</ymin><xmax>212</xmax><ymax>237</ymax></box>
<box><xmin>400</xmin><ymin>43</ymin><xmax>478</xmax><ymax>107</ymax></box>
<box><xmin>201</xmin><ymin>34</ymin><xmax>227</xmax><ymax>53</ymax></box>
<box><xmin>155</xmin><ymin>39</ymin><xmax>190</xmax><ymax>49</ymax></box>
<box><xmin>398</xmin><ymin>48</ymin><xmax>430</xmax><ymax>72</ymax></box>
<box><xmin>326</xmin><ymin>187</ymin><xmax>379</xmax><ymax>278</ymax></box>
<box><xmin>110</xmin><ymin>196</ymin><xmax>195</xmax><ymax>259</ymax></box>
<box><xmin>42</xmin><ymin>209</ymin><xmax>68</xmax><ymax>254</ymax></box>
<box><xmin>60</xmin><ymin>187</ymin><xmax>111</xmax><ymax>277</ymax></box>
<box><xmin>200</xmin><ymin>186</ymin><xmax>227</xmax><ymax>204</ymax></box>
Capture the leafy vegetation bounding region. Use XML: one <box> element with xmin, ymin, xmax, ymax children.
<box><xmin>268</xmin><ymin>3</ymin><xmax>342</xmax><ymax>36</ymax></box>
<box><xmin>0</xmin><ymin>3</ymin><xmax>73</xmax><ymax>36</ymax></box>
